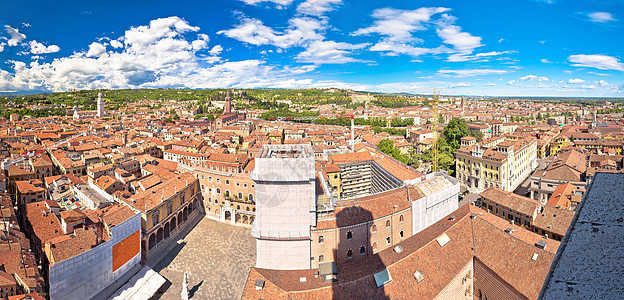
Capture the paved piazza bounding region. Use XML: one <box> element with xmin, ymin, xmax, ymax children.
<box><xmin>152</xmin><ymin>218</ymin><xmax>256</xmax><ymax>299</ymax></box>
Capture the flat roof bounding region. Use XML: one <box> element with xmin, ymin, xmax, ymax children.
<box><xmin>540</xmin><ymin>172</ymin><xmax>624</xmax><ymax>299</ymax></box>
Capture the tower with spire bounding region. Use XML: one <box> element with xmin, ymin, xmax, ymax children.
<box><xmin>224</xmin><ymin>90</ymin><xmax>232</xmax><ymax>114</ymax></box>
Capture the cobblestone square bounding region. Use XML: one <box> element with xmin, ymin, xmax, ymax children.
<box><xmin>151</xmin><ymin>218</ymin><xmax>256</xmax><ymax>300</ymax></box>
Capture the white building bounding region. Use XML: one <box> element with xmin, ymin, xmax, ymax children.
<box><xmin>251</xmin><ymin>144</ymin><xmax>316</xmax><ymax>270</ymax></box>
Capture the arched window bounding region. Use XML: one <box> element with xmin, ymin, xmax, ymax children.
<box><xmin>399</xmin><ymin>215</ymin><xmax>404</xmax><ymax>223</ymax></box>
<box><xmin>209</xmin><ymin>176</ymin><xmax>212</xmax><ymax>182</ymax></box>
<box><xmin>319</xmin><ymin>254</ymin><xmax>324</xmax><ymax>262</ymax></box>
<box><xmin>347</xmin><ymin>231</ymin><xmax>352</xmax><ymax>240</ymax></box>
<box><xmin>371</xmin><ymin>224</ymin><xmax>377</xmax><ymax>233</ymax></box>
<box><xmin>226</xmin><ymin>180</ymin><xmax>230</xmax><ymax>185</ymax></box>
<box><xmin>201</xmin><ymin>175</ymin><xmax>204</xmax><ymax>180</ymax></box>
<box><xmin>238</xmin><ymin>192</ymin><xmax>243</xmax><ymax>199</ymax></box>
<box><xmin>347</xmin><ymin>249</ymin><xmax>353</xmax><ymax>259</ymax></box>
<box><xmin>400</xmin><ymin>231</ymin><xmax>404</xmax><ymax>238</ymax></box>
<box><xmin>386</xmin><ymin>237</ymin><xmax>391</xmax><ymax>244</ymax></box>
<box><xmin>248</xmin><ymin>194</ymin><xmax>254</xmax><ymax>202</ymax></box>
<box><xmin>224</xmin><ymin>190</ymin><xmax>230</xmax><ymax>197</ymax></box>
<box><xmin>360</xmin><ymin>245</ymin><xmax>366</xmax><ymax>255</ymax></box>
<box><xmin>386</xmin><ymin>220</ymin><xmax>391</xmax><ymax>228</ymax></box>
<box><xmin>201</xmin><ymin>184</ymin><xmax>205</xmax><ymax>190</ymax></box>
<box><xmin>216</xmin><ymin>188</ymin><xmax>221</xmax><ymax>194</ymax></box>
<box><xmin>237</xmin><ymin>205</ymin><xmax>240</xmax><ymax>210</ymax></box>
<box><xmin>319</xmin><ymin>235</ymin><xmax>324</xmax><ymax>244</ymax></box>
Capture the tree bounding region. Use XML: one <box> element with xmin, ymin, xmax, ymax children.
<box><xmin>443</xmin><ymin>118</ymin><xmax>469</xmax><ymax>152</ymax></box>
<box><xmin>377</xmin><ymin>139</ymin><xmax>408</xmax><ymax>164</ymax></box>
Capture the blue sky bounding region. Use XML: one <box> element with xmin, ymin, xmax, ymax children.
<box><xmin>1</xmin><ymin>0</ymin><xmax>623</xmax><ymax>96</ymax></box>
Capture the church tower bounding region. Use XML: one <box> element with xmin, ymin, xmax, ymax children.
<box><xmin>97</xmin><ymin>92</ymin><xmax>105</xmax><ymax>118</ymax></box>
<box><xmin>224</xmin><ymin>90</ymin><xmax>232</xmax><ymax>114</ymax></box>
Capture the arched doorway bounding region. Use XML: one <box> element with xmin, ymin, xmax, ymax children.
<box><xmin>235</xmin><ymin>214</ymin><xmax>241</xmax><ymax>223</ymax></box>
<box><xmin>164</xmin><ymin>222</ymin><xmax>170</xmax><ymax>239</ymax></box>
<box><xmin>243</xmin><ymin>215</ymin><xmax>248</xmax><ymax>224</ymax></box>
<box><xmin>171</xmin><ymin>217</ymin><xmax>176</xmax><ymax>232</ymax></box>
<box><xmin>249</xmin><ymin>216</ymin><xmax>255</xmax><ymax>225</ymax></box>
<box><xmin>142</xmin><ymin>240</ymin><xmax>147</xmax><ymax>252</ymax></box>
<box><xmin>178</xmin><ymin>212</ymin><xmax>183</xmax><ymax>225</ymax></box>
<box><xmin>149</xmin><ymin>234</ymin><xmax>156</xmax><ymax>250</ymax></box>
<box><xmin>156</xmin><ymin>228</ymin><xmax>164</xmax><ymax>244</ymax></box>
<box><xmin>225</xmin><ymin>211</ymin><xmax>231</xmax><ymax>221</ymax></box>
<box><xmin>183</xmin><ymin>207</ymin><xmax>188</xmax><ymax>221</ymax></box>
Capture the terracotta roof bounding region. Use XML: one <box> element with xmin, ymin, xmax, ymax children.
<box><xmin>532</xmin><ymin>206</ymin><xmax>575</xmax><ymax>237</ymax></box>
<box><xmin>242</xmin><ymin>205</ymin><xmax>555</xmax><ymax>300</ymax></box>
<box><xmin>480</xmin><ymin>187</ymin><xmax>539</xmax><ymax>216</ymax></box>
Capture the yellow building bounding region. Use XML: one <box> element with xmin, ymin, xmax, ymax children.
<box><xmin>456</xmin><ymin>135</ymin><xmax>537</xmax><ymax>194</ymax></box>
<box><xmin>121</xmin><ymin>172</ymin><xmax>201</xmax><ymax>257</ymax></box>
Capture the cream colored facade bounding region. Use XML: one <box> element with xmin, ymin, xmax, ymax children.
<box><xmin>455</xmin><ymin>136</ymin><xmax>537</xmax><ymax>194</ymax></box>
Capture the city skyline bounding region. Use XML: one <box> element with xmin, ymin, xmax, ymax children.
<box><xmin>1</xmin><ymin>0</ymin><xmax>623</xmax><ymax>96</ymax></box>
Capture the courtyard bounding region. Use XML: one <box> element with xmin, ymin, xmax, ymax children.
<box><xmin>151</xmin><ymin>218</ymin><xmax>256</xmax><ymax>299</ymax></box>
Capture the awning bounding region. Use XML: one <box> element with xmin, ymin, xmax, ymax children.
<box><xmin>109</xmin><ymin>265</ymin><xmax>166</xmax><ymax>300</ymax></box>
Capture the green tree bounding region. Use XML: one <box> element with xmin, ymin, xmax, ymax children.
<box><xmin>377</xmin><ymin>139</ymin><xmax>408</xmax><ymax>164</ymax></box>
<box><xmin>443</xmin><ymin>118</ymin><xmax>469</xmax><ymax>152</ymax></box>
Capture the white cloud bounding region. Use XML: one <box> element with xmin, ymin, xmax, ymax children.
<box><xmin>474</xmin><ymin>50</ymin><xmax>516</xmax><ymax>57</ymax></box>
<box><xmin>449</xmin><ymin>82</ymin><xmax>471</xmax><ymax>88</ymax></box>
<box><xmin>498</xmin><ymin>38</ymin><xmax>505</xmax><ymax>43</ymax></box>
<box><xmin>239</xmin><ymin>0</ymin><xmax>293</xmax><ymax>6</ymax></box>
<box><xmin>209</xmin><ymin>45</ymin><xmax>223</xmax><ymax>55</ymax></box>
<box><xmin>541</xmin><ymin>59</ymin><xmax>551</xmax><ymax>63</ymax></box>
<box><xmin>0</xmin><ymin>16</ymin><xmax>356</xmax><ymax>92</ymax></box>
<box><xmin>567</xmin><ymin>78</ymin><xmax>585</xmax><ymax>84</ymax></box>
<box><xmin>485</xmin><ymin>83</ymin><xmax>497</xmax><ymax>86</ymax></box>
<box><xmin>369</xmin><ymin>42</ymin><xmax>448</xmax><ymax>57</ymax></box>
<box><xmin>86</xmin><ymin>42</ymin><xmax>106</xmax><ymax>57</ymax></box>
<box><xmin>110</xmin><ymin>40</ymin><xmax>123</xmax><ymax>48</ymax></box>
<box><xmin>5</xmin><ymin>26</ymin><xmax>26</xmax><ymax>46</ymax></box>
<box><xmin>568</xmin><ymin>54</ymin><xmax>624</xmax><ymax>71</ymax></box>
<box><xmin>519</xmin><ymin>75</ymin><xmax>549</xmax><ymax>81</ymax></box>
<box><xmin>295</xmin><ymin>40</ymin><xmax>368</xmax><ymax>64</ymax></box>
<box><xmin>438</xmin><ymin>69</ymin><xmax>510</xmax><ymax>77</ymax></box>
<box><xmin>296</xmin><ymin>0</ymin><xmax>342</xmax><ymax>16</ymax></box>
<box><xmin>218</xmin><ymin>16</ymin><xmax>325</xmax><ymax>48</ymax></box>
<box><xmin>436</xmin><ymin>15</ymin><xmax>483</xmax><ymax>62</ymax></box>
<box><xmin>0</xmin><ymin>43</ymin><xmax>4</xmax><ymax>52</ymax></box>
<box><xmin>587</xmin><ymin>12</ymin><xmax>616</xmax><ymax>23</ymax></box>
<box><xmin>29</xmin><ymin>40</ymin><xmax>60</xmax><ymax>54</ymax></box>
<box><xmin>507</xmin><ymin>80</ymin><xmax>515</xmax><ymax>85</ymax></box>
<box><xmin>352</xmin><ymin>7</ymin><xmax>449</xmax><ymax>42</ymax></box>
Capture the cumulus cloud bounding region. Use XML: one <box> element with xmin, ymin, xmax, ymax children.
<box><xmin>218</xmin><ymin>17</ymin><xmax>325</xmax><ymax>48</ymax></box>
<box><xmin>353</xmin><ymin>7</ymin><xmax>449</xmax><ymax>42</ymax></box>
<box><xmin>353</xmin><ymin>8</ymin><xmax>501</xmax><ymax>62</ymax></box>
<box><xmin>239</xmin><ymin>0</ymin><xmax>293</xmax><ymax>6</ymax></box>
<box><xmin>438</xmin><ymin>69</ymin><xmax>510</xmax><ymax>77</ymax></box>
<box><xmin>110</xmin><ymin>40</ymin><xmax>123</xmax><ymax>48</ymax></box>
<box><xmin>567</xmin><ymin>78</ymin><xmax>585</xmax><ymax>84</ymax></box>
<box><xmin>0</xmin><ymin>16</ymin><xmax>348</xmax><ymax>92</ymax></box>
<box><xmin>568</xmin><ymin>54</ymin><xmax>624</xmax><ymax>71</ymax></box>
<box><xmin>541</xmin><ymin>59</ymin><xmax>551</xmax><ymax>63</ymax></box>
<box><xmin>587</xmin><ymin>12</ymin><xmax>616</xmax><ymax>23</ymax></box>
<box><xmin>295</xmin><ymin>40</ymin><xmax>369</xmax><ymax>64</ymax></box>
<box><xmin>29</xmin><ymin>40</ymin><xmax>60</xmax><ymax>54</ymax></box>
<box><xmin>436</xmin><ymin>14</ymin><xmax>483</xmax><ymax>62</ymax></box>
<box><xmin>296</xmin><ymin>0</ymin><xmax>342</xmax><ymax>16</ymax></box>
<box><xmin>5</xmin><ymin>26</ymin><xmax>26</xmax><ymax>46</ymax></box>
<box><xmin>209</xmin><ymin>45</ymin><xmax>223</xmax><ymax>55</ymax></box>
<box><xmin>519</xmin><ymin>75</ymin><xmax>549</xmax><ymax>81</ymax></box>
<box><xmin>86</xmin><ymin>42</ymin><xmax>106</xmax><ymax>57</ymax></box>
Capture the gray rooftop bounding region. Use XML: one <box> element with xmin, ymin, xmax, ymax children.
<box><xmin>540</xmin><ymin>172</ymin><xmax>624</xmax><ymax>299</ymax></box>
